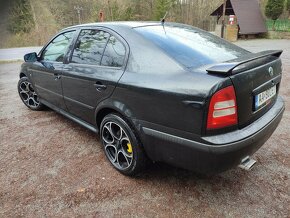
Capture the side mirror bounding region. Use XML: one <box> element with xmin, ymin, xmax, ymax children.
<box><xmin>24</xmin><ymin>52</ymin><xmax>38</xmax><ymax>62</ymax></box>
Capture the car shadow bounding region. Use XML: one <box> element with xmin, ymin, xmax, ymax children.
<box><xmin>132</xmin><ymin>160</ymin><xmax>254</xmax><ymax>193</ymax></box>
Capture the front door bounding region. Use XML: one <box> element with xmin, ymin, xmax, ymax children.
<box><xmin>62</xmin><ymin>29</ymin><xmax>127</xmax><ymax>124</ymax></box>
<box><xmin>31</xmin><ymin>31</ymin><xmax>76</xmax><ymax>109</ymax></box>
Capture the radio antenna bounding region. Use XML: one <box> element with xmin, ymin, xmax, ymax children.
<box><xmin>161</xmin><ymin>1</ymin><xmax>177</xmax><ymax>24</ymax></box>
<box><xmin>161</xmin><ymin>11</ymin><xmax>168</xmax><ymax>25</ymax></box>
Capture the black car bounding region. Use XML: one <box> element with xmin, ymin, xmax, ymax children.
<box><xmin>18</xmin><ymin>22</ymin><xmax>285</xmax><ymax>175</ymax></box>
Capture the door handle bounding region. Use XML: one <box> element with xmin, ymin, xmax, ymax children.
<box><xmin>54</xmin><ymin>73</ymin><xmax>61</xmax><ymax>80</ymax></box>
<box><xmin>94</xmin><ymin>82</ymin><xmax>107</xmax><ymax>92</ymax></box>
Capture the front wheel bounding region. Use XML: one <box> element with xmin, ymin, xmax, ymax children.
<box><xmin>17</xmin><ymin>77</ymin><xmax>44</xmax><ymax>111</ymax></box>
<box><xmin>100</xmin><ymin>113</ymin><xmax>148</xmax><ymax>176</ymax></box>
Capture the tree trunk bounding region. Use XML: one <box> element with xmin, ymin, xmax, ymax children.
<box><xmin>272</xmin><ymin>20</ymin><xmax>276</xmax><ymax>31</ymax></box>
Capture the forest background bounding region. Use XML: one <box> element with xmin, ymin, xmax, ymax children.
<box><xmin>0</xmin><ymin>0</ymin><xmax>289</xmax><ymax>48</ymax></box>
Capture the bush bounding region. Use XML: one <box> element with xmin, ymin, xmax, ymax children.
<box><xmin>265</xmin><ymin>0</ymin><xmax>284</xmax><ymax>20</ymax></box>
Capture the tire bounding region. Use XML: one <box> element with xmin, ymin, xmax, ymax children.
<box><xmin>17</xmin><ymin>77</ymin><xmax>44</xmax><ymax>111</ymax></box>
<box><xmin>100</xmin><ymin>113</ymin><xmax>148</xmax><ymax>176</ymax></box>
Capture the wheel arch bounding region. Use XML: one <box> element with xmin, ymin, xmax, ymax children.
<box><xmin>20</xmin><ymin>72</ymin><xmax>27</xmax><ymax>78</ymax></box>
<box><xmin>95</xmin><ymin>99</ymin><xmax>135</xmax><ymax>130</ymax></box>
<box><xmin>96</xmin><ymin>107</ymin><xmax>120</xmax><ymax>129</ymax></box>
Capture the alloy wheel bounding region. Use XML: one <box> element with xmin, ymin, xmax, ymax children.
<box><xmin>102</xmin><ymin>121</ymin><xmax>133</xmax><ymax>170</ymax></box>
<box><xmin>19</xmin><ymin>81</ymin><xmax>40</xmax><ymax>109</ymax></box>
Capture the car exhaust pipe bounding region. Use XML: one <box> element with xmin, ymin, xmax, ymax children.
<box><xmin>238</xmin><ymin>156</ymin><xmax>256</xmax><ymax>171</ymax></box>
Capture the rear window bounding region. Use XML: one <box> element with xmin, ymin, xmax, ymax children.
<box><xmin>135</xmin><ymin>25</ymin><xmax>249</xmax><ymax>68</ymax></box>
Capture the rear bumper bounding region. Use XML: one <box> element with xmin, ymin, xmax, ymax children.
<box><xmin>140</xmin><ymin>96</ymin><xmax>285</xmax><ymax>174</ymax></box>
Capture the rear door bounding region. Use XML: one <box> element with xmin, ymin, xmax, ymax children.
<box><xmin>61</xmin><ymin>28</ymin><xmax>128</xmax><ymax>124</ymax></box>
<box><xmin>31</xmin><ymin>31</ymin><xmax>76</xmax><ymax>109</ymax></box>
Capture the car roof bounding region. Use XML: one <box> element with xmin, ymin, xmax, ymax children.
<box><xmin>61</xmin><ymin>21</ymin><xmax>188</xmax><ymax>32</ymax></box>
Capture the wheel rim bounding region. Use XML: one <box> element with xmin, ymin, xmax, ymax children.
<box><xmin>19</xmin><ymin>81</ymin><xmax>40</xmax><ymax>108</ymax></box>
<box><xmin>102</xmin><ymin>121</ymin><xmax>133</xmax><ymax>170</ymax></box>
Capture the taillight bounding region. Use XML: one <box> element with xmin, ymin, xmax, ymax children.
<box><xmin>207</xmin><ymin>85</ymin><xmax>238</xmax><ymax>130</ymax></box>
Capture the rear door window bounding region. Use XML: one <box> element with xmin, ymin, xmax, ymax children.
<box><xmin>101</xmin><ymin>35</ymin><xmax>126</xmax><ymax>68</ymax></box>
<box><xmin>71</xmin><ymin>29</ymin><xmax>110</xmax><ymax>65</ymax></box>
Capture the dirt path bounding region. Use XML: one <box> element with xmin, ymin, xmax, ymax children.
<box><xmin>0</xmin><ymin>47</ymin><xmax>42</xmax><ymax>62</ymax></box>
<box><xmin>0</xmin><ymin>40</ymin><xmax>289</xmax><ymax>217</ymax></box>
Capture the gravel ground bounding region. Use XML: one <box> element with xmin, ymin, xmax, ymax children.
<box><xmin>0</xmin><ymin>40</ymin><xmax>289</xmax><ymax>217</ymax></box>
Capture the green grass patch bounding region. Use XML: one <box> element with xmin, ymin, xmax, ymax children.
<box><xmin>266</xmin><ymin>19</ymin><xmax>290</xmax><ymax>32</ymax></box>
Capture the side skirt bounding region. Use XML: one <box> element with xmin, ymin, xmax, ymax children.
<box><xmin>40</xmin><ymin>99</ymin><xmax>99</xmax><ymax>134</ymax></box>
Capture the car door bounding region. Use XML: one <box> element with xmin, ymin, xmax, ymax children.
<box><xmin>31</xmin><ymin>30</ymin><xmax>76</xmax><ymax>109</ymax></box>
<box><xmin>61</xmin><ymin>28</ymin><xmax>128</xmax><ymax>124</ymax></box>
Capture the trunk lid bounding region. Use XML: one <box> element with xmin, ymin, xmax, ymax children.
<box><xmin>207</xmin><ymin>50</ymin><xmax>282</xmax><ymax>128</ymax></box>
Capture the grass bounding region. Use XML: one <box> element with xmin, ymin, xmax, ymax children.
<box><xmin>266</xmin><ymin>19</ymin><xmax>290</xmax><ymax>32</ymax></box>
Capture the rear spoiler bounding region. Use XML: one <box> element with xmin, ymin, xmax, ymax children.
<box><xmin>206</xmin><ymin>50</ymin><xmax>282</xmax><ymax>76</ymax></box>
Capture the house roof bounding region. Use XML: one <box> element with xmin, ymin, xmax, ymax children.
<box><xmin>211</xmin><ymin>0</ymin><xmax>267</xmax><ymax>34</ymax></box>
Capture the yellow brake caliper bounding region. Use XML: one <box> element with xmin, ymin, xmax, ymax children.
<box><xmin>127</xmin><ymin>143</ymin><xmax>133</xmax><ymax>154</ymax></box>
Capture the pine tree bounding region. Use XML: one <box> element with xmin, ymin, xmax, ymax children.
<box><xmin>265</xmin><ymin>0</ymin><xmax>284</xmax><ymax>30</ymax></box>
<box><xmin>154</xmin><ymin>0</ymin><xmax>173</xmax><ymax>21</ymax></box>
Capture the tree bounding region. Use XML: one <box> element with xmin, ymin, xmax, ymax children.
<box><xmin>287</xmin><ymin>0</ymin><xmax>290</xmax><ymax>13</ymax></box>
<box><xmin>154</xmin><ymin>0</ymin><xmax>174</xmax><ymax>21</ymax></box>
<box><xmin>265</xmin><ymin>0</ymin><xmax>284</xmax><ymax>30</ymax></box>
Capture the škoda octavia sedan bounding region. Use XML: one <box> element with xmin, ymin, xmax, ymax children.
<box><xmin>18</xmin><ymin>22</ymin><xmax>285</xmax><ymax>175</ymax></box>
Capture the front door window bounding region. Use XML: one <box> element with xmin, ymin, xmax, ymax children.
<box><xmin>41</xmin><ymin>31</ymin><xmax>75</xmax><ymax>62</ymax></box>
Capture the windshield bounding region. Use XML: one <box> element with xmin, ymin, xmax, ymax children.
<box><xmin>135</xmin><ymin>24</ymin><xmax>249</xmax><ymax>68</ymax></box>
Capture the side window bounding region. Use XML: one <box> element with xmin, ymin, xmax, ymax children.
<box><xmin>71</xmin><ymin>29</ymin><xmax>110</xmax><ymax>65</ymax></box>
<box><xmin>41</xmin><ymin>31</ymin><xmax>75</xmax><ymax>62</ymax></box>
<box><xmin>101</xmin><ymin>35</ymin><xmax>126</xmax><ymax>67</ymax></box>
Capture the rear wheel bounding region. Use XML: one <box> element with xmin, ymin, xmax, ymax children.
<box><xmin>100</xmin><ymin>113</ymin><xmax>147</xmax><ymax>176</ymax></box>
<box><xmin>18</xmin><ymin>77</ymin><xmax>44</xmax><ymax>111</ymax></box>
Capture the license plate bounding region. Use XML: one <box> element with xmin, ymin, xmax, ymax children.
<box><xmin>255</xmin><ymin>85</ymin><xmax>276</xmax><ymax>110</ymax></box>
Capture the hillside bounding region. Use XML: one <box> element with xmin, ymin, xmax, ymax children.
<box><xmin>0</xmin><ymin>0</ymin><xmax>283</xmax><ymax>48</ymax></box>
<box><xmin>0</xmin><ymin>0</ymin><xmax>224</xmax><ymax>48</ymax></box>
<box><xmin>0</xmin><ymin>0</ymin><xmax>60</xmax><ymax>48</ymax></box>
